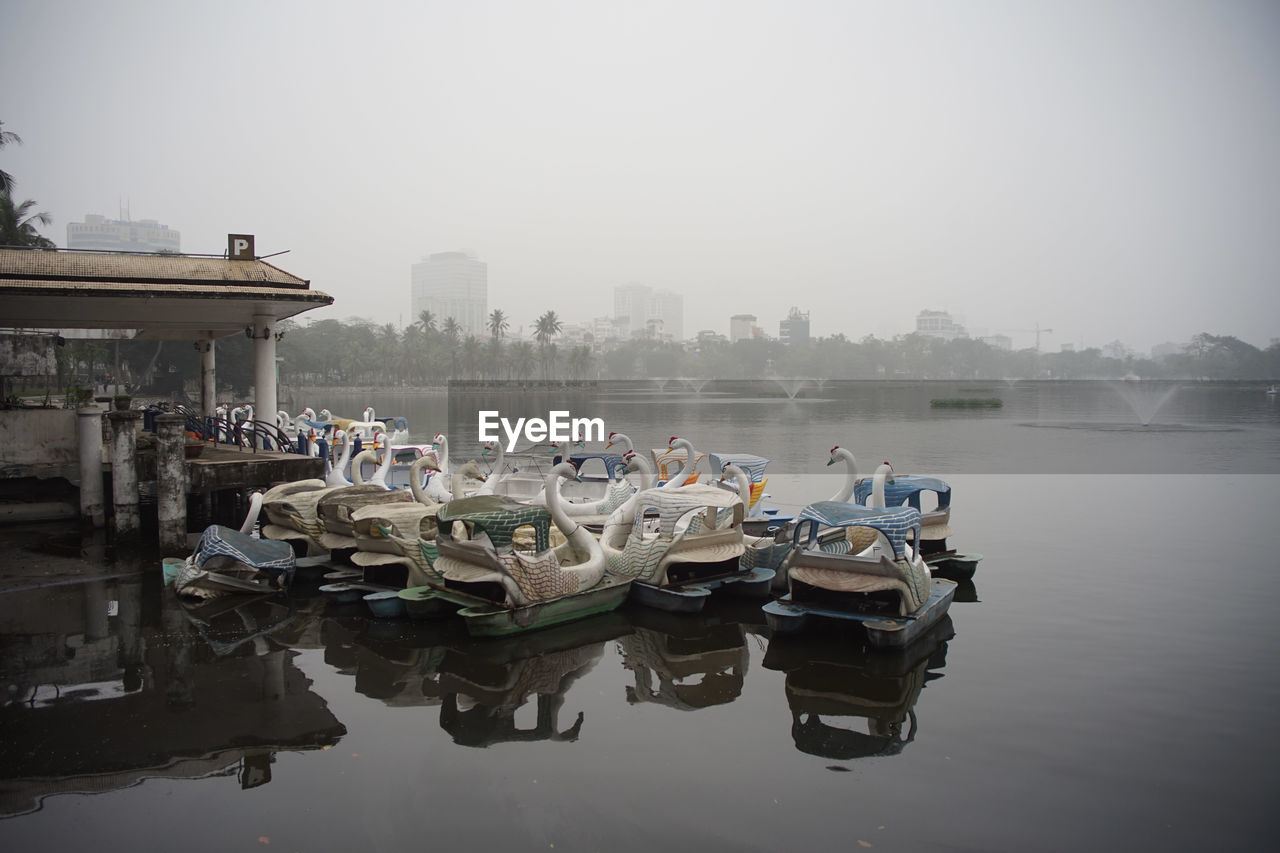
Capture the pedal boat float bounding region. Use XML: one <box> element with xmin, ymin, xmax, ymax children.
<box><xmin>763</xmin><ymin>501</ymin><xmax>956</xmax><ymax>648</ymax></box>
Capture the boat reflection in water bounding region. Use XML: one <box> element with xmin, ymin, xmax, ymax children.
<box><xmin>763</xmin><ymin>616</ymin><xmax>954</xmax><ymax>761</ymax></box>
<box><xmin>437</xmin><ymin>613</ymin><xmax>632</xmax><ymax>747</ymax></box>
<box><xmin>0</xmin><ymin>577</ymin><xmax>346</xmax><ymax>818</ymax></box>
<box><xmin>618</xmin><ymin>598</ymin><xmax>767</xmax><ymax>711</ymax></box>
<box><xmin>315</xmin><ymin>597</ymin><xmax>460</xmax><ymax>707</ymax></box>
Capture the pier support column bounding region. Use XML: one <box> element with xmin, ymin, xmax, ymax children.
<box><xmin>77</xmin><ymin>405</ymin><xmax>106</xmax><ymax>527</ymax></box>
<box><xmin>200</xmin><ymin>337</ymin><xmax>217</xmax><ymax>417</ymax></box>
<box><xmin>155</xmin><ymin>413</ymin><xmax>188</xmax><ymax>555</ymax></box>
<box><xmin>252</xmin><ymin>313</ymin><xmax>277</xmax><ymax>428</ymax></box>
<box><xmin>107</xmin><ymin>410</ymin><xmax>142</xmax><ymax>541</ymax></box>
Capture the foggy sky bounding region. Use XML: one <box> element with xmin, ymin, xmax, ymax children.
<box><xmin>3</xmin><ymin>0</ymin><xmax>1278</xmax><ymax>353</ymax></box>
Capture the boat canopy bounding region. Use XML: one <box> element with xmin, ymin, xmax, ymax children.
<box><xmin>793</xmin><ymin>501</ymin><xmax>922</xmax><ymax>560</ymax></box>
<box><xmin>566</xmin><ymin>452</ymin><xmax>630</xmax><ymax>480</ymax></box>
<box><xmin>437</xmin><ymin>496</ymin><xmax>553</xmax><ymax>551</ymax></box>
<box><xmin>632</xmin><ymin>485</ymin><xmax>744</xmax><ymax>539</ymax></box>
<box><xmin>708</xmin><ymin>453</ymin><xmax>770</xmax><ymax>483</ymax></box>
<box><xmin>854</xmin><ymin>475</ymin><xmax>952</xmax><ymax>511</ymax></box>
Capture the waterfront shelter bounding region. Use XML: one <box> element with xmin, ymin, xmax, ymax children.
<box><xmin>0</xmin><ymin>244</ymin><xmax>333</xmax><ymax>418</ymax></box>
<box><xmin>0</xmin><ymin>244</ymin><xmax>332</xmax><ymax>530</ymax></box>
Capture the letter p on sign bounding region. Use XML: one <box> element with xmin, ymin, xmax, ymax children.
<box><xmin>228</xmin><ymin>234</ymin><xmax>255</xmax><ymax>260</ymax></box>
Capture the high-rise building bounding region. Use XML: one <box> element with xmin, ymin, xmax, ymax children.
<box><xmin>730</xmin><ymin>314</ymin><xmax>758</xmax><ymax>343</ymax></box>
<box><xmin>915</xmin><ymin>309</ymin><xmax>967</xmax><ymax>341</ymax></box>
<box><xmin>779</xmin><ymin>307</ymin><xmax>810</xmax><ymax>346</ymax></box>
<box><xmin>613</xmin><ymin>283</ymin><xmax>684</xmax><ymax>341</ymax></box>
<box><xmin>66</xmin><ymin>214</ymin><xmax>180</xmax><ymax>253</ymax></box>
<box><xmin>613</xmin><ymin>283</ymin><xmax>650</xmax><ymax>335</ymax></box>
<box><xmin>411</xmin><ymin>251</ymin><xmax>488</xmax><ymax>337</ymax></box>
<box><xmin>650</xmin><ymin>290</ymin><xmax>683</xmax><ymax>341</ymax></box>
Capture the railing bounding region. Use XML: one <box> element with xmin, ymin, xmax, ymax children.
<box><xmin>143</xmin><ymin>403</ymin><xmax>305</xmax><ymax>454</ymax></box>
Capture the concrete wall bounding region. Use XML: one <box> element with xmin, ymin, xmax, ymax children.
<box><xmin>0</xmin><ymin>333</ymin><xmax>57</xmax><ymax>377</ymax></box>
<box><xmin>0</xmin><ymin>409</ymin><xmax>80</xmax><ymax>481</ymax></box>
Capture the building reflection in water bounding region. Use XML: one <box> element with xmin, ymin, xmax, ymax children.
<box><xmin>762</xmin><ymin>616</ymin><xmax>955</xmax><ymax>761</ymax></box>
<box><xmin>0</xmin><ymin>572</ymin><xmax>345</xmax><ymax>818</ymax></box>
<box><xmin>618</xmin><ymin>599</ymin><xmax>768</xmax><ymax>711</ymax></box>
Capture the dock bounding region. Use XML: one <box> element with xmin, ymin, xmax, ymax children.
<box><xmin>137</xmin><ymin>444</ymin><xmax>323</xmax><ymax>493</ymax></box>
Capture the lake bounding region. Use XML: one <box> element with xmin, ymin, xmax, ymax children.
<box><xmin>1</xmin><ymin>380</ymin><xmax>1277</xmax><ymax>851</ymax></box>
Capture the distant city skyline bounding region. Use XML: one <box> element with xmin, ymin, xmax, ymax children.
<box><xmin>6</xmin><ymin>2</ymin><xmax>1276</xmax><ymax>354</ymax></box>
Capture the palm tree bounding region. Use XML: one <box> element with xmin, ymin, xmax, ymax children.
<box><xmin>533</xmin><ymin>310</ymin><xmax>562</xmax><ymax>345</ymax></box>
<box><xmin>510</xmin><ymin>341</ymin><xmax>535</xmax><ymax>382</ymax></box>
<box><xmin>488</xmin><ymin>308</ymin><xmax>509</xmax><ymax>340</ymax></box>
<box><xmin>440</xmin><ymin>316</ymin><xmax>461</xmax><ymax>379</ymax></box>
<box><xmin>568</xmin><ymin>345</ymin><xmax>594</xmax><ymax>380</ymax></box>
<box><xmin>0</xmin><ymin>120</ymin><xmax>22</xmax><ymax>195</ymax></box>
<box><xmin>0</xmin><ymin>193</ymin><xmax>55</xmax><ymax>248</ymax></box>
<box><xmin>461</xmin><ymin>335</ymin><xmax>483</xmax><ymax>379</ymax></box>
<box><xmin>533</xmin><ymin>310</ymin><xmax>563</xmax><ymax>379</ymax></box>
<box><xmin>418</xmin><ymin>310</ymin><xmax>436</xmax><ymax>334</ymax></box>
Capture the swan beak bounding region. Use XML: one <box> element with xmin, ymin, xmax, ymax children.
<box><xmin>605</xmin><ymin>441</ymin><xmax>613</xmax><ymax>449</ymax></box>
<box><xmin>825</xmin><ymin>459</ymin><xmax>836</xmax><ymax>466</ymax></box>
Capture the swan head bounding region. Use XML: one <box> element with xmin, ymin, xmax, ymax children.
<box><xmin>433</xmin><ymin>432</ymin><xmax>446</xmax><ymax>445</ymax></box>
<box><xmin>827</xmin><ymin>445</ymin><xmax>841</xmax><ymax>466</ymax></box>
<box><xmin>875</xmin><ymin>461</ymin><xmax>895</xmax><ymax>483</ymax></box>
<box><xmin>480</xmin><ymin>441</ymin><xmax>497</xmax><ymax>456</ymax></box>
<box><xmin>547</xmin><ymin>461</ymin><xmax>580</xmax><ymax>487</ymax></box>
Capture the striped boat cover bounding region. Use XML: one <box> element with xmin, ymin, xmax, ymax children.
<box><xmin>854</xmin><ymin>475</ymin><xmax>952</xmax><ymax>511</ymax></box>
<box><xmin>190</xmin><ymin>525</ymin><xmax>296</xmax><ymax>585</ymax></box>
<box><xmin>794</xmin><ymin>501</ymin><xmax>922</xmax><ymax>560</ymax></box>
<box><xmin>651</xmin><ymin>448</ymin><xmax>705</xmax><ymax>485</ymax></box>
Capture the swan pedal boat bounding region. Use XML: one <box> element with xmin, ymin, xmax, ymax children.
<box><xmin>174</xmin><ymin>525</ymin><xmax>297</xmax><ymax>599</ymax></box>
<box><xmin>605</xmin><ymin>485</ymin><xmax>774</xmax><ymax>614</ymax></box>
<box><xmin>763</xmin><ymin>501</ymin><xmax>957</xmax><ymax>648</ymax></box>
<box><xmin>402</xmin><ymin>492</ymin><xmax>631</xmax><ymax>637</ymax></box>
<box><xmin>853</xmin><ymin>474</ymin><xmax>982</xmax><ymax>580</ymax></box>
<box><xmin>708</xmin><ymin>452</ymin><xmax>795</xmax><ymax>536</ymax></box>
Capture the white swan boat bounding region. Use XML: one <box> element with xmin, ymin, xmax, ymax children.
<box><xmin>601</xmin><ymin>483</ymin><xmax>773</xmax><ymax>613</ymax></box>
<box><xmin>401</xmin><ymin>462</ymin><xmax>632</xmax><ymax>636</ymax></box>
<box><xmin>763</xmin><ymin>501</ymin><xmax>957</xmax><ymax>648</ymax></box>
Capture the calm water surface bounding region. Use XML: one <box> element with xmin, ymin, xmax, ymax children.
<box><xmin>2</xmin><ymin>382</ymin><xmax>1278</xmax><ymax>851</ymax></box>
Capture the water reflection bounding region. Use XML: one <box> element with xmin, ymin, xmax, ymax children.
<box><xmin>618</xmin><ymin>599</ymin><xmax>767</xmax><ymax>711</ymax></box>
<box><xmin>0</xmin><ymin>580</ymin><xmax>345</xmax><ymax>818</ymax></box>
<box><xmin>317</xmin><ymin>603</ymin><xmax>458</xmax><ymax>707</ymax></box>
<box><xmin>763</xmin><ymin>617</ymin><xmax>953</xmax><ymax>762</ymax></box>
<box><xmin>438</xmin><ymin>614</ymin><xmax>631</xmax><ymax>747</ymax></box>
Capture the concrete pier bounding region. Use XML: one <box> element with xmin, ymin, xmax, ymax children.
<box><xmin>107</xmin><ymin>410</ymin><xmax>141</xmax><ymax>541</ymax></box>
<box><xmin>252</xmin><ymin>313</ymin><xmax>277</xmax><ymax>426</ymax></box>
<box><xmin>200</xmin><ymin>339</ymin><xmax>216</xmax><ymax>417</ymax></box>
<box><xmin>154</xmin><ymin>413</ymin><xmax>188</xmax><ymax>554</ymax></box>
<box><xmin>77</xmin><ymin>405</ymin><xmax>106</xmax><ymax>527</ymax></box>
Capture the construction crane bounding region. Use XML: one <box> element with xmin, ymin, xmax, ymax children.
<box><xmin>996</xmin><ymin>323</ymin><xmax>1054</xmax><ymax>351</ymax></box>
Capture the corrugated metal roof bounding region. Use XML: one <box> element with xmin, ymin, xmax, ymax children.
<box><xmin>0</xmin><ymin>247</ymin><xmax>309</xmax><ymax>288</ymax></box>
